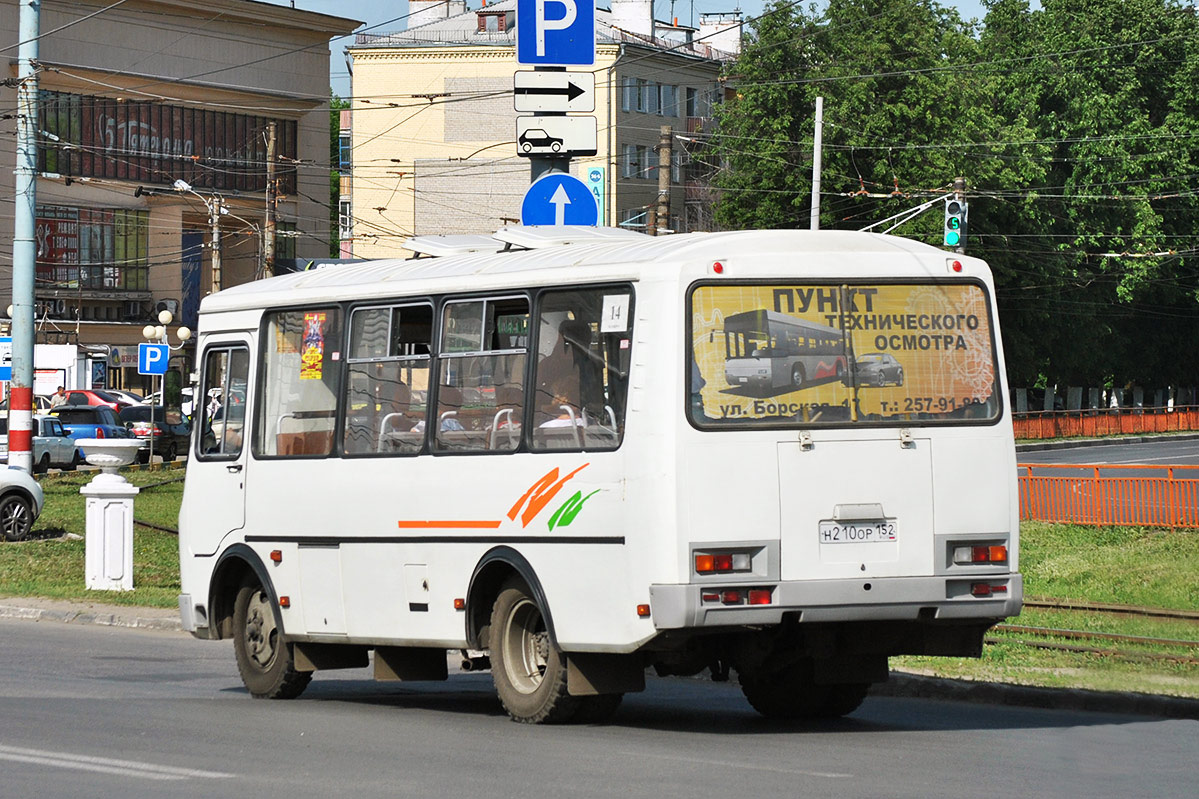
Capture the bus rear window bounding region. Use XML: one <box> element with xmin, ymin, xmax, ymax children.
<box><xmin>689</xmin><ymin>282</ymin><xmax>1000</xmax><ymax>427</ymax></box>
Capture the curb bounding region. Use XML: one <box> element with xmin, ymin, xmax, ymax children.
<box><xmin>0</xmin><ymin>601</ymin><xmax>182</xmax><ymax>632</ymax></box>
<box><xmin>875</xmin><ymin>671</ymin><xmax>1199</xmax><ymax>721</ymax></box>
<box><xmin>3</xmin><ymin>598</ymin><xmax>1195</xmax><ymax>720</ymax></box>
<box><xmin>1016</xmin><ymin>432</ymin><xmax>1199</xmax><ymax>453</ymax></box>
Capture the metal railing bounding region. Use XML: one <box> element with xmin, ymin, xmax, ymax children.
<box><xmin>1018</xmin><ymin>463</ymin><xmax>1199</xmax><ymax>529</ymax></box>
<box><xmin>1013</xmin><ymin>407</ymin><xmax>1199</xmax><ymax>440</ymax></box>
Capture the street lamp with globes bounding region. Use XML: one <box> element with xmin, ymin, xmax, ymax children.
<box><xmin>141</xmin><ymin>310</ymin><xmax>191</xmax><ymax>463</ymax></box>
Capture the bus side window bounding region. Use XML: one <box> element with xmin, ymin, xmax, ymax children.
<box><xmin>198</xmin><ymin>346</ymin><xmax>249</xmax><ymax>459</ymax></box>
<box><xmin>253</xmin><ymin>308</ymin><xmax>342</xmax><ymax>458</ymax></box>
<box><xmin>343</xmin><ymin>303</ymin><xmax>432</xmax><ymax>456</ymax></box>
<box><xmin>434</xmin><ymin>297</ymin><xmax>528</xmax><ymax>454</ymax></box>
<box><xmin>531</xmin><ymin>287</ymin><xmax>632</xmax><ymax>452</ymax></box>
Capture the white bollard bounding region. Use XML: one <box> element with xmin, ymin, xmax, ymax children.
<box><xmin>77</xmin><ymin>439</ymin><xmax>144</xmax><ymax>592</ymax></box>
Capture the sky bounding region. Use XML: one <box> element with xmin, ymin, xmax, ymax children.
<box><xmin>261</xmin><ymin>0</ymin><xmax>991</xmax><ymax>96</ymax></box>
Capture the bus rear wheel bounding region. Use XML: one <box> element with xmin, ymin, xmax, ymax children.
<box><xmin>739</xmin><ymin>660</ymin><xmax>869</xmax><ymax>720</ymax></box>
<box><xmin>490</xmin><ymin>577</ymin><xmax>579</xmax><ymax>724</ymax></box>
<box><xmin>791</xmin><ymin>365</ymin><xmax>805</xmax><ymax>388</ymax></box>
<box><xmin>232</xmin><ymin>580</ymin><xmax>311</xmax><ymax>699</ymax></box>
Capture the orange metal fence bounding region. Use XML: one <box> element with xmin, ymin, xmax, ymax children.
<box><xmin>1018</xmin><ymin>463</ymin><xmax>1199</xmax><ymax>528</ymax></box>
<box><xmin>1013</xmin><ymin>407</ymin><xmax>1199</xmax><ymax>440</ymax></box>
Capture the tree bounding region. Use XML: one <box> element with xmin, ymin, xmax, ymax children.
<box><xmin>330</xmin><ymin>93</ymin><xmax>350</xmax><ymax>258</ymax></box>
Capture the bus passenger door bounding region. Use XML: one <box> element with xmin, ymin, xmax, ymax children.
<box><xmin>188</xmin><ymin>343</ymin><xmax>251</xmax><ymax>544</ymax></box>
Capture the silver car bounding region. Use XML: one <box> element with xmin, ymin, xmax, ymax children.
<box><xmin>0</xmin><ymin>466</ymin><xmax>45</xmax><ymax>542</ymax></box>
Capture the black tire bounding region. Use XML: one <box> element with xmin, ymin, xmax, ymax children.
<box><xmin>490</xmin><ymin>577</ymin><xmax>578</xmax><ymax>724</ymax></box>
<box><xmin>739</xmin><ymin>660</ymin><xmax>868</xmax><ymax>720</ymax></box>
<box><xmin>875</xmin><ymin>371</ymin><xmax>886</xmax><ymax>387</ymax></box>
<box><xmin>69</xmin><ymin>450</ymin><xmax>82</xmax><ymax>471</ymax></box>
<box><xmin>521</xmin><ymin>142</ymin><xmax>532</xmax><ymax>153</ymax></box>
<box><xmin>894</xmin><ymin>368</ymin><xmax>904</xmax><ymax>387</ymax></box>
<box><xmin>163</xmin><ymin>442</ymin><xmax>177</xmax><ymax>462</ymax></box>
<box><xmin>791</xmin><ymin>364</ymin><xmax>805</xmax><ymax>389</ymax></box>
<box><xmin>34</xmin><ymin>453</ymin><xmax>50</xmax><ymax>475</ymax></box>
<box><xmin>232</xmin><ymin>581</ymin><xmax>311</xmax><ymax>699</ymax></box>
<box><xmin>0</xmin><ymin>494</ymin><xmax>34</xmax><ymax>542</ymax></box>
<box><xmin>550</xmin><ymin>141</ymin><xmax>562</xmax><ymax>153</ymax></box>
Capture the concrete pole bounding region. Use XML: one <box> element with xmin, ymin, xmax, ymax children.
<box><xmin>809</xmin><ymin>96</ymin><xmax>823</xmax><ymax>231</ymax></box>
<box><xmin>263</xmin><ymin>121</ymin><xmax>276</xmax><ymax>278</ymax></box>
<box><xmin>656</xmin><ymin>125</ymin><xmax>672</xmax><ymax>235</ymax></box>
<box><xmin>210</xmin><ymin>200</ymin><xmax>223</xmax><ymax>293</ymax></box>
<box><xmin>9</xmin><ymin>0</ymin><xmax>41</xmax><ymax>473</ymax></box>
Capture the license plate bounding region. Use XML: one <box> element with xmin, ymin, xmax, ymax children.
<box><xmin>819</xmin><ymin>520</ymin><xmax>897</xmax><ymax>544</ymax></box>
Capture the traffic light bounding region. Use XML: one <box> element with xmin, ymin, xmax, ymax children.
<box><xmin>944</xmin><ymin>198</ymin><xmax>967</xmax><ymax>248</ymax></box>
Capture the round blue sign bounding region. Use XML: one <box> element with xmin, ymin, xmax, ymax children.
<box><xmin>521</xmin><ymin>173</ymin><xmax>599</xmax><ymax>226</ymax></box>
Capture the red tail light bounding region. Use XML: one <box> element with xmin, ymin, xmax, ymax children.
<box><xmin>95</xmin><ymin>427</ymin><xmax>105</xmax><ymax>439</ymax></box>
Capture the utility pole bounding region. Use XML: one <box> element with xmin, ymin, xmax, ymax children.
<box><xmin>210</xmin><ymin>201</ymin><xmax>223</xmax><ymax>293</ymax></box>
<box><xmin>9</xmin><ymin>0</ymin><xmax>41</xmax><ymax>473</ymax></box>
<box><xmin>810</xmin><ymin>96</ymin><xmax>823</xmax><ymax>231</ymax></box>
<box><xmin>656</xmin><ymin>125</ymin><xmax>672</xmax><ymax>235</ymax></box>
<box><xmin>263</xmin><ymin>122</ymin><xmax>276</xmax><ymax>278</ymax></box>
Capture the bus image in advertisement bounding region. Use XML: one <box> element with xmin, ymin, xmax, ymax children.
<box><xmin>691</xmin><ymin>282</ymin><xmax>999</xmax><ymax>426</ymax></box>
<box><xmin>720</xmin><ymin>310</ymin><xmax>847</xmax><ymax>396</ymax></box>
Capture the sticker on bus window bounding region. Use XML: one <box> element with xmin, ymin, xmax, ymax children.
<box><xmin>601</xmin><ymin>294</ymin><xmax>630</xmax><ymax>333</ymax></box>
<box><xmin>300</xmin><ymin>311</ymin><xmax>326</xmax><ymax>380</ymax></box>
<box><xmin>689</xmin><ymin>284</ymin><xmax>998</xmax><ymax>425</ymax></box>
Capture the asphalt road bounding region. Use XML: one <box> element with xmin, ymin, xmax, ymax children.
<box><xmin>1017</xmin><ymin>435</ymin><xmax>1199</xmax><ymax>467</ymax></box>
<box><xmin>2</xmin><ymin>619</ymin><xmax>1195</xmax><ymax>799</ymax></box>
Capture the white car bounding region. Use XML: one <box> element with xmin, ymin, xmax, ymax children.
<box><xmin>0</xmin><ymin>466</ymin><xmax>45</xmax><ymax>542</ymax></box>
<box><xmin>0</xmin><ymin>414</ymin><xmax>82</xmax><ymax>473</ymax></box>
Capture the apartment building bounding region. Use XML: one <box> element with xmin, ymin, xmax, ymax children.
<box><xmin>0</xmin><ymin>0</ymin><xmax>359</xmax><ymax>391</ymax></box>
<box><xmin>345</xmin><ymin>0</ymin><xmax>738</xmax><ymax>257</ymax></box>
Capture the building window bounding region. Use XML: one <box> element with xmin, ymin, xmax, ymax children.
<box><xmin>35</xmin><ymin>205</ymin><xmax>149</xmax><ymax>292</ymax></box>
<box><xmin>622</xmin><ymin>144</ymin><xmax>638</xmax><ymax>178</ymax></box>
<box><xmin>660</xmin><ymin>85</ymin><xmax>677</xmax><ymax>117</ymax></box>
<box><xmin>622</xmin><ymin>77</ymin><xmax>635</xmax><ymax>112</ymax></box>
<box><xmin>635</xmin><ymin>79</ymin><xmax>648</xmax><ymax>112</ymax></box>
<box><xmin>686</xmin><ymin>87</ymin><xmax>698</xmax><ymax>117</ymax></box>
<box><xmin>338</xmin><ymin>198</ymin><xmax>353</xmax><ymax>241</ymax></box>
<box><xmin>644</xmin><ymin>81</ymin><xmax>658</xmax><ymax>114</ymax></box>
<box><xmin>37</xmin><ymin>90</ymin><xmax>298</xmax><ymax>193</ymax></box>
<box><xmin>338</xmin><ymin>133</ymin><xmax>351</xmax><ymax>171</ymax></box>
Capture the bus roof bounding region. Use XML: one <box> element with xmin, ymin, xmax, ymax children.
<box><xmin>724</xmin><ymin>309</ymin><xmax>842</xmax><ymax>335</ymax></box>
<box><xmin>200</xmin><ymin>229</ymin><xmax>970</xmax><ymax>315</ymax></box>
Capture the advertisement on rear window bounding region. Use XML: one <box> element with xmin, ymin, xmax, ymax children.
<box><xmin>689</xmin><ymin>283</ymin><xmax>999</xmax><ymax>426</ymax></box>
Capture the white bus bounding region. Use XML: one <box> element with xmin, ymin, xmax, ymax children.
<box><xmin>178</xmin><ymin>228</ymin><xmax>1021</xmax><ymax>724</ymax></box>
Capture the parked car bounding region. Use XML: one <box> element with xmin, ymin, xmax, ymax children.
<box><xmin>145</xmin><ymin>386</ymin><xmax>195</xmax><ymax>418</ymax></box>
<box><xmin>106</xmin><ymin>389</ymin><xmax>145</xmax><ymax>407</ymax></box>
<box><xmin>853</xmin><ymin>352</ymin><xmax>904</xmax><ymax>387</ymax></box>
<box><xmin>0</xmin><ymin>467</ymin><xmax>44</xmax><ymax>542</ymax></box>
<box><xmin>120</xmin><ymin>405</ymin><xmax>191</xmax><ymax>462</ymax></box>
<box><xmin>50</xmin><ymin>405</ymin><xmax>133</xmax><ymax>445</ymax></box>
<box><xmin>518</xmin><ymin>128</ymin><xmax>563</xmax><ymax>153</ymax></box>
<box><xmin>62</xmin><ymin>389</ymin><xmax>134</xmax><ymax>411</ymax></box>
<box><xmin>0</xmin><ymin>414</ymin><xmax>81</xmax><ymax>473</ymax></box>
<box><xmin>0</xmin><ymin>395</ymin><xmax>53</xmax><ymax>412</ymax></box>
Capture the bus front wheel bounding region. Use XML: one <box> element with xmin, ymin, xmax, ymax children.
<box><xmin>490</xmin><ymin>577</ymin><xmax>578</xmax><ymax>724</ymax></box>
<box><xmin>791</xmin><ymin>365</ymin><xmax>805</xmax><ymax>388</ymax></box>
<box><xmin>232</xmin><ymin>580</ymin><xmax>311</xmax><ymax>700</ymax></box>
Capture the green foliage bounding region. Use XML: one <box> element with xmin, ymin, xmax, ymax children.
<box><xmin>713</xmin><ymin>0</ymin><xmax>1199</xmax><ymax>388</ymax></box>
<box><xmin>330</xmin><ymin>93</ymin><xmax>350</xmax><ymax>258</ymax></box>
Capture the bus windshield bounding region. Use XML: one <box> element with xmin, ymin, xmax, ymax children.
<box><xmin>689</xmin><ymin>282</ymin><xmax>1000</xmax><ymax>427</ymax></box>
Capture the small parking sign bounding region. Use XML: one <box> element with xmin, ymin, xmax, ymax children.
<box><xmin>516</xmin><ymin>0</ymin><xmax>595</xmax><ymax>66</ymax></box>
<box><xmin>138</xmin><ymin>343</ymin><xmax>169</xmax><ymax>375</ymax></box>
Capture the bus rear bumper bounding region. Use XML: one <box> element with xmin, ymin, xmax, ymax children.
<box><xmin>649</xmin><ymin>573</ymin><xmax>1022</xmax><ymax>630</ymax></box>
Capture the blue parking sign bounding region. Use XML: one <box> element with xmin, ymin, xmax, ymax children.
<box><xmin>516</xmin><ymin>0</ymin><xmax>595</xmax><ymax>65</ymax></box>
<box><xmin>138</xmin><ymin>343</ymin><xmax>169</xmax><ymax>375</ymax></box>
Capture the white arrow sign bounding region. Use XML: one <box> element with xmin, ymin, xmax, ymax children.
<box><xmin>514</xmin><ymin>71</ymin><xmax>595</xmax><ymax>113</ymax></box>
<box><xmin>550</xmin><ymin>184</ymin><xmax>571</xmax><ymax>225</ymax></box>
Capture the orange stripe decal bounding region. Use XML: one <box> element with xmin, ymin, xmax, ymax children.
<box><xmin>396</xmin><ymin>520</ymin><xmax>502</xmax><ymax>529</ymax></box>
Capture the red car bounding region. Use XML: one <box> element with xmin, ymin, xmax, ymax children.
<box><xmin>61</xmin><ymin>389</ymin><xmax>134</xmax><ymax>411</ymax></box>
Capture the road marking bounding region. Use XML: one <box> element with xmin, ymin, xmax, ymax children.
<box><xmin>624</xmin><ymin>750</ymin><xmax>851</xmax><ymax>779</ymax></box>
<box><xmin>0</xmin><ymin>745</ymin><xmax>234</xmax><ymax>781</ymax></box>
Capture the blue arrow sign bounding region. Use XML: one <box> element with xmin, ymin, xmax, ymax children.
<box><xmin>516</xmin><ymin>0</ymin><xmax>595</xmax><ymax>65</ymax></box>
<box><xmin>138</xmin><ymin>343</ymin><xmax>170</xmax><ymax>376</ymax></box>
<box><xmin>521</xmin><ymin>173</ymin><xmax>599</xmax><ymax>226</ymax></box>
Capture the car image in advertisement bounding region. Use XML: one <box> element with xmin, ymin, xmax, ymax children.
<box><xmin>689</xmin><ymin>282</ymin><xmax>1000</xmax><ymax>426</ymax></box>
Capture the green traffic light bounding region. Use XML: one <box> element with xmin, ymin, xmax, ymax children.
<box><xmin>945</xmin><ymin>230</ymin><xmax>961</xmax><ymax>246</ymax></box>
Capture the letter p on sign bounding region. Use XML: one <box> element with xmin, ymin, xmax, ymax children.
<box><xmin>138</xmin><ymin>343</ymin><xmax>169</xmax><ymax>376</ymax></box>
